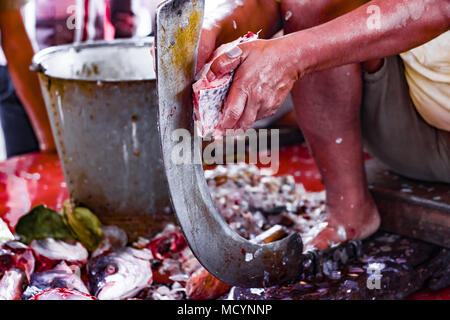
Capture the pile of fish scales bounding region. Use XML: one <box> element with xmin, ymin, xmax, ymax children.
<box><xmin>205</xmin><ymin>164</ymin><xmax>328</xmax><ymax>247</ymax></box>
<box><xmin>0</xmin><ymin>164</ymin><xmax>329</xmax><ymax>300</ymax></box>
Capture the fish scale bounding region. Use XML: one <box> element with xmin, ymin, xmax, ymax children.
<box><xmin>196</xmin><ymin>78</ymin><xmax>232</xmax><ymax>132</ymax></box>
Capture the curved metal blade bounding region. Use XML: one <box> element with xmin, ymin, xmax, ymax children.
<box><xmin>155</xmin><ymin>0</ymin><xmax>304</xmax><ymax>287</ymax></box>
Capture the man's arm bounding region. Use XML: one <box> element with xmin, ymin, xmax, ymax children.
<box><xmin>0</xmin><ymin>9</ymin><xmax>55</xmax><ymax>152</ymax></box>
<box><xmin>207</xmin><ymin>0</ymin><xmax>449</xmax><ymax>133</ymax></box>
<box><xmin>208</xmin><ymin>0</ymin><xmax>282</xmax><ymax>44</ymax></box>
<box><xmin>197</xmin><ymin>0</ymin><xmax>282</xmax><ymax>71</ymax></box>
<box><xmin>284</xmin><ymin>0</ymin><xmax>449</xmax><ymax>77</ymax></box>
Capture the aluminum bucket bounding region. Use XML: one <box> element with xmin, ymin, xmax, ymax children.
<box><xmin>32</xmin><ymin>38</ymin><xmax>175</xmax><ymax>240</ymax></box>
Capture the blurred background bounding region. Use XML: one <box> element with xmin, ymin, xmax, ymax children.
<box><xmin>0</xmin><ymin>0</ymin><xmax>296</xmax><ymax>161</ymax></box>
<box><xmin>0</xmin><ymin>0</ymin><xmax>160</xmax><ymax>161</ymax></box>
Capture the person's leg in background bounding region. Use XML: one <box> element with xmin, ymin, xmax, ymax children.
<box><xmin>281</xmin><ymin>0</ymin><xmax>380</xmax><ymax>249</ymax></box>
<box><xmin>0</xmin><ymin>65</ymin><xmax>39</xmax><ymax>158</ymax></box>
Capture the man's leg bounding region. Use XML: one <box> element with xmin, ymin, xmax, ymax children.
<box><xmin>281</xmin><ymin>0</ymin><xmax>380</xmax><ymax>249</ymax></box>
<box><xmin>0</xmin><ymin>66</ymin><xmax>39</xmax><ymax>158</ymax></box>
<box><xmin>292</xmin><ymin>64</ymin><xmax>380</xmax><ymax>249</ymax></box>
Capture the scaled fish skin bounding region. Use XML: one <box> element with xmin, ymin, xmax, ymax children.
<box><xmin>87</xmin><ymin>247</ymin><xmax>153</xmax><ymax>300</ymax></box>
<box><xmin>192</xmin><ymin>32</ymin><xmax>259</xmax><ymax>137</ymax></box>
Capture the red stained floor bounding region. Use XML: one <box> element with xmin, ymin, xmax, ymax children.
<box><xmin>0</xmin><ymin>145</ymin><xmax>447</xmax><ymax>300</ymax></box>
<box><xmin>267</xmin><ymin>144</ymin><xmax>325</xmax><ymax>192</ymax></box>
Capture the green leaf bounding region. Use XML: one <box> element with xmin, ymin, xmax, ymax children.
<box><xmin>63</xmin><ymin>201</ymin><xmax>102</xmax><ymax>252</ymax></box>
<box><xmin>15</xmin><ymin>205</ymin><xmax>76</xmax><ymax>244</ymax></box>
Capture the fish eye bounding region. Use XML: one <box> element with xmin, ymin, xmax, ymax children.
<box><xmin>105</xmin><ymin>264</ymin><xmax>117</xmax><ymax>275</ymax></box>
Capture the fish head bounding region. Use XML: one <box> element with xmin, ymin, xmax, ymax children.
<box><xmin>87</xmin><ymin>248</ymin><xmax>153</xmax><ymax>300</ymax></box>
<box><xmin>87</xmin><ymin>254</ymin><xmax>119</xmax><ymax>298</ymax></box>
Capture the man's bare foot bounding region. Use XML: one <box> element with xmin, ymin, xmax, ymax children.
<box><xmin>307</xmin><ymin>196</ymin><xmax>381</xmax><ymax>250</ymax></box>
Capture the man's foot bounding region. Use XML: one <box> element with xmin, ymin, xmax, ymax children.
<box><xmin>307</xmin><ymin>197</ymin><xmax>381</xmax><ymax>250</ymax></box>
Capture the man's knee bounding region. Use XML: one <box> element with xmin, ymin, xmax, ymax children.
<box><xmin>281</xmin><ymin>0</ymin><xmax>369</xmax><ymax>33</ymax></box>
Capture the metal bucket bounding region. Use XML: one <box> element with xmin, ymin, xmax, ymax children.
<box><xmin>32</xmin><ymin>38</ymin><xmax>174</xmax><ymax>240</ymax></box>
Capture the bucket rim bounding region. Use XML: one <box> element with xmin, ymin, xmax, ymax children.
<box><xmin>31</xmin><ymin>37</ymin><xmax>155</xmax><ymax>83</ymax></box>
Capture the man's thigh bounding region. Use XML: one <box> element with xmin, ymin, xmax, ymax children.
<box><xmin>361</xmin><ymin>55</ymin><xmax>450</xmax><ymax>183</ymax></box>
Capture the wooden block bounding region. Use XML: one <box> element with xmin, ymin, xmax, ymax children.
<box><xmin>366</xmin><ymin>159</ymin><xmax>450</xmax><ymax>248</ymax></box>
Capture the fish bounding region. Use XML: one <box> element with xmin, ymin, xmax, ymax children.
<box><xmin>22</xmin><ymin>261</ymin><xmax>89</xmax><ymax>300</ymax></box>
<box><xmin>0</xmin><ymin>241</ymin><xmax>35</xmax><ymax>281</ymax></box>
<box><xmin>30</xmin><ymin>238</ymin><xmax>88</xmax><ymax>272</ymax></box>
<box><xmin>192</xmin><ymin>32</ymin><xmax>258</xmax><ymax>137</ymax></box>
<box><xmin>87</xmin><ymin>247</ymin><xmax>153</xmax><ymax>300</ymax></box>
<box><xmin>0</xmin><ymin>269</ymin><xmax>27</xmax><ymax>300</ymax></box>
<box><xmin>30</xmin><ymin>288</ymin><xmax>96</xmax><ymax>300</ymax></box>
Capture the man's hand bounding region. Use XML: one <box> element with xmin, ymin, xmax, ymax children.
<box><xmin>197</xmin><ymin>0</ymin><xmax>283</xmax><ymax>73</ymax></box>
<box><xmin>207</xmin><ymin>38</ymin><xmax>299</xmax><ymax>135</ymax></box>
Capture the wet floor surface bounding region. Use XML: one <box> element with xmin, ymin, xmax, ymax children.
<box><xmin>228</xmin><ymin>232</ymin><xmax>449</xmax><ymax>300</ymax></box>
<box><xmin>0</xmin><ymin>145</ymin><xmax>448</xmax><ymax>299</ymax></box>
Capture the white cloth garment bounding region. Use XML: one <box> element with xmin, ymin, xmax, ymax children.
<box><xmin>400</xmin><ymin>31</ymin><xmax>450</xmax><ymax>131</ymax></box>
